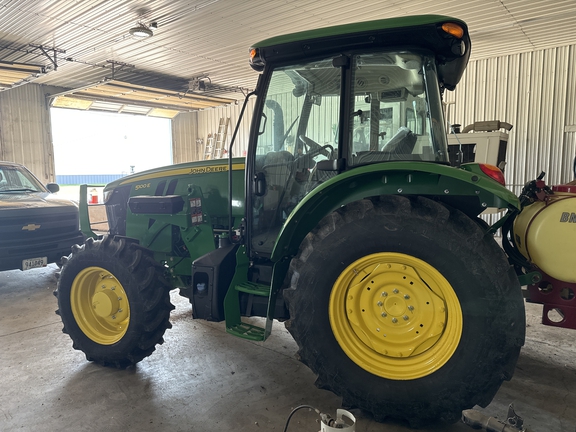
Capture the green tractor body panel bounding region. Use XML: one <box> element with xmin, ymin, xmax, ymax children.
<box><xmin>271</xmin><ymin>162</ymin><xmax>520</xmax><ymax>261</ymax></box>
<box><xmin>86</xmin><ymin>158</ymin><xmax>245</xmax><ymax>279</ymax></box>
<box><xmin>79</xmin><ymin>184</ymin><xmax>98</xmax><ymax>240</ymax></box>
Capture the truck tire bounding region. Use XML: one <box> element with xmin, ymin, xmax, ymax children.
<box><xmin>283</xmin><ymin>196</ymin><xmax>525</xmax><ymax>425</ymax></box>
<box><xmin>55</xmin><ymin>235</ymin><xmax>174</xmax><ymax>368</ymax></box>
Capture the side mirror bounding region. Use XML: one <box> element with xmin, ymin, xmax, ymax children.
<box><xmin>46</xmin><ymin>183</ymin><xmax>60</xmax><ymax>193</ymax></box>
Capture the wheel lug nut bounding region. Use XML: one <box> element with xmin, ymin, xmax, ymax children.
<box><xmin>408</xmin><ymin>305</ymin><xmax>414</xmax><ymax>311</ymax></box>
<box><xmin>381</xmin><ymin>292</ymin><xmax>388</xmax><ymax>297</ymax></box>
<box><xmin>404</xmin><ymin>294</ymin><xmax>410</xmax><ymax>299</ymax></box>
<box><xmin>391</xmin><ymin>318</ymin><xmax>398</xmax><ymax>323</ymax></box>
<box><xmin>377</xmin><ymin>301</ymin><xmax>383</xmax><ymax>306</ymax></box>
<box><xmin>393</xmin><ymin>289</ymin><xmax>399</xmax><ymax>294</ymax></box>
<box><xmin>111</xmin><ymin>315</ymin><xmax>116</xmax><ymax>319</ymax></box>
<box><xmin>118</xmin><ymin>308</ymin><xmax>123</xmax><ymax>313</ymax></box>
<box><xmin>403</xmin><ymin>315</ymin><xmax>409</xmax><ymax>321</ymax></box>
<box><xmin>381</xmin><ymin>312</ymin><xmax>387</xmax><ymax>317</ymax></box>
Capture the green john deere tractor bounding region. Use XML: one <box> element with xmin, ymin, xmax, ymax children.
<box><xmin>55</xmin><ymin>15</ymin><xmax>532</xmax><ymax>425</ymax></box>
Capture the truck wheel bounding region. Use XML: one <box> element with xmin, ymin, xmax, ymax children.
<box><xmin>55</xmin><ymin>236</ymin><xmax>174</xmax><ymax>368</ymax></box>
<box><xmin>283</xmin><ymin>196</ymin><xmax>525</xmax><ymax>425</ymax></box>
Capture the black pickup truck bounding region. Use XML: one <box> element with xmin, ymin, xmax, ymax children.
<box><xmin>0</xmin><ymin>162</ymin><xmax>84</xmax><ymax>271</ymax></box>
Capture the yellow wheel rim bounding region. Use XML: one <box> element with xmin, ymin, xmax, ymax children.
<box><xmin>329</xmin><ymin>252</ymin><xmax>462</xmax><ymax>380</ymax></box>
<box><xmin>70</xmin><ymin>266</ymin><xmax>130</xmax><ymax>345</ymax></box>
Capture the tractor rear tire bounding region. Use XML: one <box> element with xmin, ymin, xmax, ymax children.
<box><xmin>283</xmin><ymin>196</ymin><xmax>525</xmax><ymax>425</ymax></box>
<box><xmin>55</xmin><ymin>235</ymin><xmax>174</xmax><ymax>368</ymax></box>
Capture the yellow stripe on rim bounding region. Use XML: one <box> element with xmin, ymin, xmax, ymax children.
<box><xmin>70</xmin><ymin>266</ymin><xmax>130</xmax><ymax>345</ymax></box>
<box><xmin>329</xmin><ymin>252</ymin><xmax>462</xmax><ymax>380</ymax></box>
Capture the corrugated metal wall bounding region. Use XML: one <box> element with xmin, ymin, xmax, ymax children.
<box><xmin>173</xmin><ymin>99</ymin><xmax>256</xmax><ymax>164</ymax></box>
<box><xmin>0</xmin><ymin>83</ymin><xmax>61</xmax><ymax>183</ymax></box>
<box><xmin>445</xmin><ymin>43</ymin><xmax>576</xmax><ymax>198</ymax></box>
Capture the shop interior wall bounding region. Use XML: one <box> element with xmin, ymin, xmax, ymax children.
<box><xmin>0</xmin><ymin>83</ymin><xmax>63</xmax><ymax>183</ymax></box>
<box><xmin>172</xmin><ymin>99</ymin><xmax>256</xmax><ymax>164</ymax></box>
<box><xmin>445</xmin><ymin>43</ymin><xmax>576</xmax><ymax>194</ymax></box>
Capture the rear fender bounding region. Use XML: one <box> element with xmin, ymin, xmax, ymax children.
<box><xmin>271</xmin><ymin>161</ymin><xmax>520</xmax><ymax>261</ymax></box>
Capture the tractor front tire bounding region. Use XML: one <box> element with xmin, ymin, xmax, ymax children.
<box><xmin>284</xmin><ymin>196</ymin><xmax>525</xmax><ymax>425</ymax></box>
<box><xmin>55</xmin><ymin>236</ymin><xmax>174</xmax><ymax>368</ymax></box>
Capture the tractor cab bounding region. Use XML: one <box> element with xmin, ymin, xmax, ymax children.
<box><xmin>246</xmin><ymin>17</ymin><xmax>470</xmax><ymax>256</ymax></box>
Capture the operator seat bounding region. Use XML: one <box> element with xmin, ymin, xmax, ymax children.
<box><xmin>353</xmin><ymin>127</ymin><xmax>418</xmax><ymax>164</ymax></box>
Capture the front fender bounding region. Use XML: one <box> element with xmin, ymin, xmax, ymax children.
<box><xmin>271</xmin><ymin>161</ymin><xmax>519</xmax><ymax>261</ymax></box>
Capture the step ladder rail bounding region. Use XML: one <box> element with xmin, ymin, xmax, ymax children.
<box><xmin>204</xmin><ymin>133</ymin><xmax>214</xmax><ymax>160</ymax></box>
<box><xmin>213</xmin><ymin>117</ymin><xmax>230</xmax><ymax>159</ymax></box>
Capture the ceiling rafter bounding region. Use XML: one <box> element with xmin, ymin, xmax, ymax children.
<box><xmin>28</xmin><ymin>44</ymin><xmax>66</xmax><ymax>71</ymax></box>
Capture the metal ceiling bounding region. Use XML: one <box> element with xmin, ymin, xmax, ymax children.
<box><xmin>1</xmin><ymin>0</ymin><xmax>575</xmax><ymax>109</ymax></box>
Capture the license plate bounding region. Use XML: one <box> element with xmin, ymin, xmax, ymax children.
<box><xmin>22</xmin><ymin>257</ymin><xmax>48</xmax><ymax>270</ymax></box>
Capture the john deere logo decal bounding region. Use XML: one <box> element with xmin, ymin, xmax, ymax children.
<box><xmin>22</xmin><ymin>224</ymin><xmax>41</xmax><ymax>231</ymax></box>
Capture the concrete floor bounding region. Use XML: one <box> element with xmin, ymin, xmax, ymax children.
<box><xmin>1</xmin><ymin>265</ymin><xmax>575</xmax><ymax>432</ymax></box>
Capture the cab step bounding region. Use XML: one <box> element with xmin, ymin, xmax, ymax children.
<box><xmin>226</xmin><ymin>322</ymin><xmax>266</xmax><ymax>341</ymax></box>
<box><xmin>227</xmin><ymin>282</ymin><xmax>270</xmax><ymax>341</ymax></box>
<box><xmin>224</xmin><ymin>246</ymin><xmax>290</xmax><ymax>342</ymax></box>
<box><xmin>235</xmin><ymin>282</ymin><xmax>270</xmax><ymax>296</ymax></box>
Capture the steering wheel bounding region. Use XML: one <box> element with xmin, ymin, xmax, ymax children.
<box><xmin>298</xmin><ymin>135</ymin><xmax>334</xmax><ymax>160</ymax></box>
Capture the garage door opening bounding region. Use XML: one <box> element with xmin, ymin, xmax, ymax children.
<box><xmin>51</xmin><ymin>108</ymin><xmax>172</xmax><ymax>184</ymax></box>
<box><xmin>50</xmin><ymin>108</ymin><xmax>172</xmax><ymax>203</ymax></box>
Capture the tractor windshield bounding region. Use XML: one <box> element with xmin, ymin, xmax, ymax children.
<box><xmin>250</xmin><ymin>51</ymin><xmax>448</xmax><ymax>255</ymax></box>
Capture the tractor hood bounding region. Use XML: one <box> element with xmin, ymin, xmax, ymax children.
<box><xmin>104</xmin><ymin>158</ymin><xmax>246</xmax><ymax>192</ymax></box>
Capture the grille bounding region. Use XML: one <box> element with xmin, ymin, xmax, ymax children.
<box><xmin>0</xmin><ymin>209</ymin><xmax>79</xmax><ymax>244</ymax></box>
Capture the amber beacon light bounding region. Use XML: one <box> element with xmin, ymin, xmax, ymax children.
<box><xmin>441</xmin><ymin>22</ymin><xmax>465</xmax><ymax>39</ymax></box>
